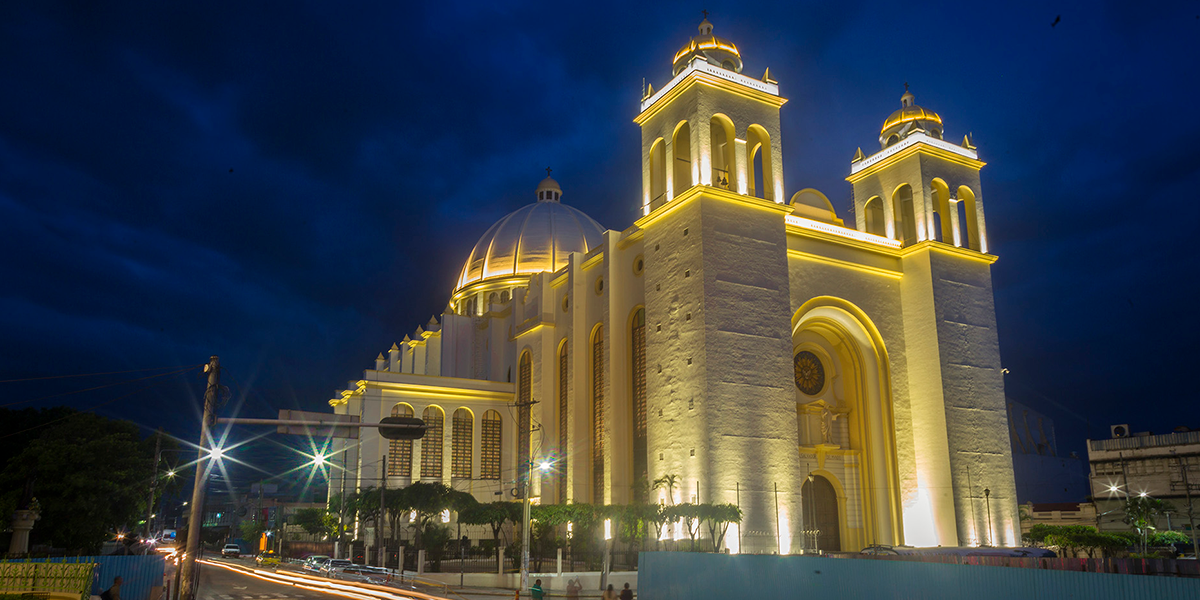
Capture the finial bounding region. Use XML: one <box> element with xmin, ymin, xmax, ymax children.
<box><xmin>698</xmin><ymin>11</ymin><xmax>713</xmax><ymax>35</ymax></box>
<box><xmin>546</xmin><ymin>166</ymin><xmax>552</xmax><ymax>177</ymax></box>
<box><xmin>904</xmin><ymin>81</ymin><xmax>909</xmax><ymax>92</ymax></box>
<box><xmin>702</xmin><ymin>9</ymin><xmax>708</xmax><ymax>19</ymax></box>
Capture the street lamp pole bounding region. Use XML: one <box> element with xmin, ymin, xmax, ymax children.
<box><xmin>180</xmin><ymin>356</ymin><xmax>219</xmax><ymax>600</ymax></box>
<box><xmin>143</xmin><ymin>427</ymin><xmax>163</xmax><ymax>551</ymax></box>
<box><xmin>983</xmin><ymin>488</ymin><xmax>992</xmax><ymax>546</ymax></box>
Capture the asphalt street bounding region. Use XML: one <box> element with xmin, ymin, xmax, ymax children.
<box><xmin>192</xmin><ymin>560</ymin><xmax>326</xmax><ymax>600</ymax></box>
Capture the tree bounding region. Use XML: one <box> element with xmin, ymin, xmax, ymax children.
<box><xmin>240</xmin><ymin>519</ymin><xmax>266</xmax><ymax>547</ymax></box>
<box><xmin>461</xmin><ymin>501</ymin><xmax>522</xmax><ymax>545</ymax></box>
<box><xmin>699</xmin><ymin>503</ymin><xmax>741</xmax><ymax>552</ymax></box>
<box><xmin>0</xmin><ymin>409</ymin><xmax>161</xmax><ymax>553</ymax></box>
<box><xmin>652</xmin><ymin>474</ymin><xmax>680</xmax><ymax>505</ymax></box>
<box><xmin>1124</xmin><ymin>496</ymin><xmax>1173</xmax><ymax>554</ymax></box>
<box><xmin>664</xmin><ymin>503</ymin><xmax>701</xmax><ymax>551</ymax></box>
<box><xmin>293</xmin><ymin>508</ymin><xmax>327</xmax><ymax>536</ymax></box>
<box><xmin>398</xmin><ymin>482</ymin><xmax>476</xmax><ymax>549</ymax></box>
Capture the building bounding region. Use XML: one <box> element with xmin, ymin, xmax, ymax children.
<box><xmin>328</xmin><ymin>17</ymin><xmax>1018</xmax><ymax>553</ymax></box>
<box><xmin>1007</xmin><ymin>398</ymin><xmax>1088</xmax><ymax>504</ymax></box>
<box><xmin>1088</xmin><ymin>426</ymin><xmax>1200</xmax><ymax>535</ymax></box>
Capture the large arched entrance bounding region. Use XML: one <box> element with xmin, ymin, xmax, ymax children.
<box><xmin>792</xmin><ymin>297</ymin><xmax>903</xmax><ymax>550</ymax></box>
<box><xmin>802</xmin><ymin>475</ymin><xmax>841</xmax><ymax>552</ymax></box>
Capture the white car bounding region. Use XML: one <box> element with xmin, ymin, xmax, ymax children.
<box><xmin>302</xmin><ymin>555</ymin><xmax>330</xmax><ymax>572</ymax></box>
<box><xmin>221</xmin><ymin>544</ymin><xmax>241</xmax><ymax>558</ymax></box>
<box><xmin>320</xmin><ymin>559</ymin><xmax>352</xmax><ymax>576</ymax></box>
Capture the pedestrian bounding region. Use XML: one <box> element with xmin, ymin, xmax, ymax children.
<box><xmin>602</xmin><ymin>583</ymin><xmax>618</xmax><ymax>600</ymax></box>
<box><xmin>619</xmin><ymin>582</ymin><xmax>633</xmax><ymax>600</ymax></box>
<box><xmin>531</xmin><ymin>578</ymin><xmax>544</xmax><ymax>600</ymax></box>
<box><xmin>566</xmin><ymin>578</ymin><xmax>581</xmax><ymax>600</ymax></box>
<box><xmin>100</xmin><ymin>577</ymin><xmax>122</xmax><ymax>600</ymax></box>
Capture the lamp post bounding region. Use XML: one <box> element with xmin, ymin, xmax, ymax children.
<box><xmin>520</xmin><ymin>460</ymin><xmax>552</xmax><ymax>597</ymax></box>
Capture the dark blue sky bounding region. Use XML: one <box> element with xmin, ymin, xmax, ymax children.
<box><xmin>1</xmin><ymin>1</ymin><xmax>1198</xmax><ymax>490</ymax></box>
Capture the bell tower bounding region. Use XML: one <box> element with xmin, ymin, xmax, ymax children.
<box><xmin>847</xmin><ymin>87</ymin><xmax>989</xmax><ymax>252</ymax></box>
<box><xmin>635</xmin><ymin>17</ymin><xmax>787</xmax><ymax>214</ymax></box>
<box><xmin>635</xmin><ymin>17</ymin><xmax>800</xmax><ymax>554</ymax></box>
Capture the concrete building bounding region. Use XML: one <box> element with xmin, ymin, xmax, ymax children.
<box><xmin>1007</xmin><ymin>398</ymin><xmax>1088</xmax><ymax>503</ymax></box>
<box><xmin>328</xmin><ymin>17</ymin><xmax>1018</xmax><ymax>553</ymax></box>
<box><xmin>1088</xmin><ymin>426</ymin><xmax>1200</xmax><ymax>534</ymax></box>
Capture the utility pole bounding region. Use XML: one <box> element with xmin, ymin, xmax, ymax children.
<box><xmin>379</xmin><ymin>455</ymin><xmax>386</xmax><ymax>568</ymax></box>
<box><xmin>144</xmin><ymin>427</ymin><xmax>163</xmax><ymax>551</ymax></box>
<box><xmin>520</xmin><ymin>458</ymin><xmax>532</xmax><ymax>598</ymax></box>
<box><xmin>1174</xmin><ymin>450</ymin><xmax>1199</xmax><ymax>557</ymax></box>
<box><xmin>180</xmin><ymin>356</ymin><xmax>219</xmax><ymax>600</ymax></box>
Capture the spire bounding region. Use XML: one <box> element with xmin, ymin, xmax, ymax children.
<box><xmin>901</xmin><ymin>83</ymin><xmax>915</xmax><ymax>108</ymax></box>
<box><xmin>699</xmin><ymin>10</ymin><xmax>713</xmax><ymax>35</ymax></box>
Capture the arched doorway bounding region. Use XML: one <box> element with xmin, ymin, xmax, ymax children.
<box><xmin>802</xmin><ymin>475</ymin><xmax>841</xmax><ymax>552</ymax></box>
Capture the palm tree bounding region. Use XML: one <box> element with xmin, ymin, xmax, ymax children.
<box><xmin>652</xmin><ymin>474</ymin><xmax>680</xmax><ymax>505</ymax></box>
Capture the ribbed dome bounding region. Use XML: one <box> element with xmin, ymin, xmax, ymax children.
<box><xmin>455</xmin><ymin>180</ymin><xmax>605</xmax><ymax>293</ymax></box>
<box><xmin>672</xmin><ymin>18</ymin><xmax>743</xmax><ymax>76</ymax></box>
<box><xmin>879</xmin><ymin>87</ymin><xmax>943</xmax><ymax>147</ymax></box>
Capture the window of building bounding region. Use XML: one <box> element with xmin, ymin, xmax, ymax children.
<box><xmin>481</xmin><ymin>410</ymin><xmax>502</xmax><ymax>480</ymax></box>
<box><xmin>559</xmin><ymin>342</ymin><xmax>569</xmax><ymax>503</ymax></box>
<box><xmin>518</xmin><ymin>352</ymin><xmax>532</xmax><ymax>485</ymax></box>
<box><xmin>420</xmin><ymin>406</ymin><xmax>444</xmax><ymax>478</ymax></box>
<box><xmin>631</xmin><ymin>308</ymin><xmax>647</xmax><ymax>492</ymax></box>
<box><xmin>592</xmin><ymin>325</ymin><xmax>605</xmax><ymax>504</ymax></box>
<box><xmin>452</xmin><ymin>408</ymin><xmax>472</xmax><ymax>479</ymax></box>
<box><xmin>388</xmin><ymin>403</ymin><xmax>413</xmax><ymax>477</ymax></box>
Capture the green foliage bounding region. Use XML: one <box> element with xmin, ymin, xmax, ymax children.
<box><xmin>460</xmin><ymin>501</ymin><xmax>522</xmax><ymax>544</ymax></box>
<box><xmin>0</xmin><ymin>409</ymin><xmax>160</xmax><ymax>553</ymax></box>
<box><xmin>663</xmin><ymin>503</ymin><xmax>702</xmax><ymax>550</ymax></box>
<box><xmin>1124</xmin><ymin>496</ymin><xmax>1174</xmax><ymax>553</ymax></box>
<box><xmin>698</xmin><ymin>503</ymin><xmax>742</xmax><ymax>552</ymax></box>
<box><xmin>293</xmin><ymin>508</ymin><xmax>327</xmax><ymax>536</ymax></box>
<box><xmin>240</xmin><ymin>519</ymin><xmax>266</xmax><ymax>545</ymax></box>
<box><xmin>1025</xmin><ymin>524</ymin><xmax>1132</xmax><ymax>558</ymax></box>
<box><xmin>1153</xmin><ymin>530</ymin><xmax>1191</xmax><ymax>546</ymax></box>
<box><xmin>652</xmin><ymin>474</ymin><xmax>680</xmax><ymax>504</ymax></box>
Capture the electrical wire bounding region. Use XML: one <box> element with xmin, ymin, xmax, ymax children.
<box><xmin>0</xmin><ymin>365</ymin><xmax>201</xmax><ymax>408</ymax></box>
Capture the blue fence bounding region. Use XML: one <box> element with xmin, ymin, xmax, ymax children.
<box><xmin>4</xmin><ymin>555</ymin><xmax>166</xmax><ymax>600</ymax></box>
<box><xmin>639</xmin><ymin>552</ymin><xmax>1200</xmax><ymax>600</ymax></box>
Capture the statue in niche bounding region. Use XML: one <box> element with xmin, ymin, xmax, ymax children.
<box><xmin>819</xmin><ymin>404</ymin><xmax>841</xmax><ymax>445</ymax></box>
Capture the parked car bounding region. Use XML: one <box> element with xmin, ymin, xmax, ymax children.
<box><xmin>333</xmin><ymin>566</ymin><xmax>388</xmax><ymax>583</ymax></box>
<box><xmin>255</xmin><ymin>551</ymin><xmax>280</xmax><ymax>567</ymax></box>
<box><xmin>302</xmin><ymin>555</ymin><xmax>330</xmax><ymax>572</ymax></box>
<box><xmin>320</xmin><ymin>559</ymin><xmax>352</xmax><ymax>576</ymax></box>
<box><xmin>221</xmin><ymin>544</ymin><xmax>241</xmax><ymax>558</ymax></box>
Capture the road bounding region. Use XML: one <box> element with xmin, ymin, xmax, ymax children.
<box><xmin>191</xmin><ymin>560</ymin><xmax>328</xmax><ymax>600</ymax></box>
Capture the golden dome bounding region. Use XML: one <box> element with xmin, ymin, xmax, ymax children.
<box><xmin>672</xmin><ymin>18</ymin><xmax>743</xmax><ymax>76</ymax></box>
<box><xmin>881</xmin><ymin>105</ymin><xmax>943</xmax><ymax>135</ymax></box>
<box><xmin>454</xmin><ymin>179</ymin><xmax>605</xmax><ymax>294</ymax></box>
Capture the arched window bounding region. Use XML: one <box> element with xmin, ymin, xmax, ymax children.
<box><xmin>420</xmin><ymin>406</ymin><xmax>444</xmax><ymax>478</ymax></box>
<box><xmin>631</xmin><ymin>308</ymin><xmax>647</xmax><ymax>493</ymax></box>
<box><xmin>930</xmin><ymin>179</ymin><xmax>952</xmax><ymax>242</ymax></box>
<box><xmin>481</xmin><ymin>410</ymin><xmax>501</xmax><ymax>480</ymax></box>
<box><xmin>892</xmin><ymin>184</ymin><xmax>917</xmax><ymax>246</ymax></box>
<box><xmin>649</xmin><ymin>138</ymin><xmax>667</xmax><ymax>207</ymax></box>
<box><xmin>672</xmin><ymin>121</ymin><xmax>692</xmax><ymax>195</ymax></box>
<box><xmin>957</xmin><ymin>185</ymin><xmax>981</xmax><ymax>251</ymax></box>
<box><xmin>710</xmin><ymin>115</ymin><xmax>735</xmax><ymax>190</ymax></box>
<box><xmin>591</xmin><ymin>325</ymin><xmax>605</xmax><ymax>504</ymax></box>
<box><xmin>558</xmin><ymin>341</ymin><xmax>569</xmax><ymax>502</ymax></box>
<box><xmin>388</xmin><ymin>404</ymin><xmax>413</xmax><ymax>478</ymax></box>
<box><xmin>452</xmin><ymin>408</ymin><xmax>472</xmax><ymax>479</ymax></box>
<box><xmin>518</xmin><ymin>351</ymin><xmax>532</xmax><ymax>486</ymax></box>
<box><xmin>746</xmin><ymin>125</ymin><xmax>773</xmax><ymax>200</ymax></box>
<box><xmin>864</xmin><ymin>197</ymin><xmax>885</xmax><ymax>237</ymax></box>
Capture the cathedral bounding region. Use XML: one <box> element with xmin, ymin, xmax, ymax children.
<box><xmin>328</xmin><ymin>18</ymin><xmax>1017</xmax><ymax>554</ymax></box>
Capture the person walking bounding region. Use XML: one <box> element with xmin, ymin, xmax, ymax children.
<box><xmin>619</xmin><ymin>582</ymin><xmax>632</xmax><ymax>600</ymax></box>
<box><xmin>100</xmin><ymin>577</ymin><xmax>122</xmax><ymax>600</ymax></box>
<box><xmin>531</xmin><ymin>579</ymin><xmax>544</xmax><ymax>600</ymax></box>
<box><xmin>601</xmin><ymin>583</ymin><xmax>618</xmax><ymax>600</ymax></box>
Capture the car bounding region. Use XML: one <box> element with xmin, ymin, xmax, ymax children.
<box><xmin>302</xmin><ymin>555</ymin><xmax>330</xmax><ymax>572</ymax></box>
<box><xmin>320</xmin><ymin>559</ymin><xmax>352</xmax><ymax>576</ymax></box>
<box><xmin>334</xmin><ymin>566</ymin><xmax>388</xmax><ymax>584</ymax></box>
<box><xmin>221</xmin><ymin>544</ymin><xmax>241</xmax><ymax>558</ymax></box>
<box><xmin>255</xmin><ymin>551</ymin><xmax>280</xmax><ymax>567</ymax></box>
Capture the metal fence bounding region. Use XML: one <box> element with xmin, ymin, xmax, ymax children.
<box><xmin>2</xmin><ymin>555</ymin><xmax>166</xmax><ymax>600</ymax></box>
<box><xmin>0</xmin><ymin>561</ymin><xmax>96</xmax><ymax>600</ymax></box>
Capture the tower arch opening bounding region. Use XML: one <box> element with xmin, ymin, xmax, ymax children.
<box><xmin>746</xmin><ymin>124</ymin><xmax>773</xmax><ymax>200</ymax></box>
<box><xmin>956</xmin><ymin>185</ymin><xmax>981</xmax><ymax>251</ymax></box>
<box><xmin>930</xmin><ymin>178</ymin><xmax>952</xmax><ymax>242</ymax></box>
<box><xmin>710</xmin><ymin>114</ymin><xmax>736</xmax><ymax>190</ymax></box>
<box><xmin>673</xmin><ymin>121</ymin><xmax>693</xmax><ymax>196</ymax></box>
<box><xmin>864</xmin><ymin>196</ymin><xmax>885</xmax><ymax>237</ymax></box>
<box><xmin>892</xmin><ymin>184</ymin><xmax>917</xmax><ymax>246</ymax></box>
<box><xmin>649</xmin><ymin>138</ymin><xmax>667</xmax><ymax>208</ymax></box>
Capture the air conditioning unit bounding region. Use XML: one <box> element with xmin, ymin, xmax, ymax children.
<box><xmin>1111</xmin><ymin>424</ymin><xmax>1129</xmax><ymax>439</ymax></box>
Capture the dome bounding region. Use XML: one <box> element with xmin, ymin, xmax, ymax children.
<box><xmin>455</xmin><ymin>178</ymin><xmax>605</xmax><ymax>293</ymax></box>
<box><xmin>879</xmin><ymin>87</ymin><xmax>944</xmax><ymax>147</ymax></box>
<box><xmin>672</xmin><ymin>18</ymin><xmax>743</xmax><ymax>76</ymax></box>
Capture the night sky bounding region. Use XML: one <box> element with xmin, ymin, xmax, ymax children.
<box><xmin>2</xmin><ymin>2</ymin><xmax>1198</xmax><ymax>494</ymax></box>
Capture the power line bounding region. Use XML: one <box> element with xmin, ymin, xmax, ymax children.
<box><xmin>0</xmin><ymin>364</ymin><xmax>203</xmax><ymax>384</ymax></box>
<box><xmin>0</xmin><ymin>365</ymin><xmax>200</xmax><ymax>408</ymax></box>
